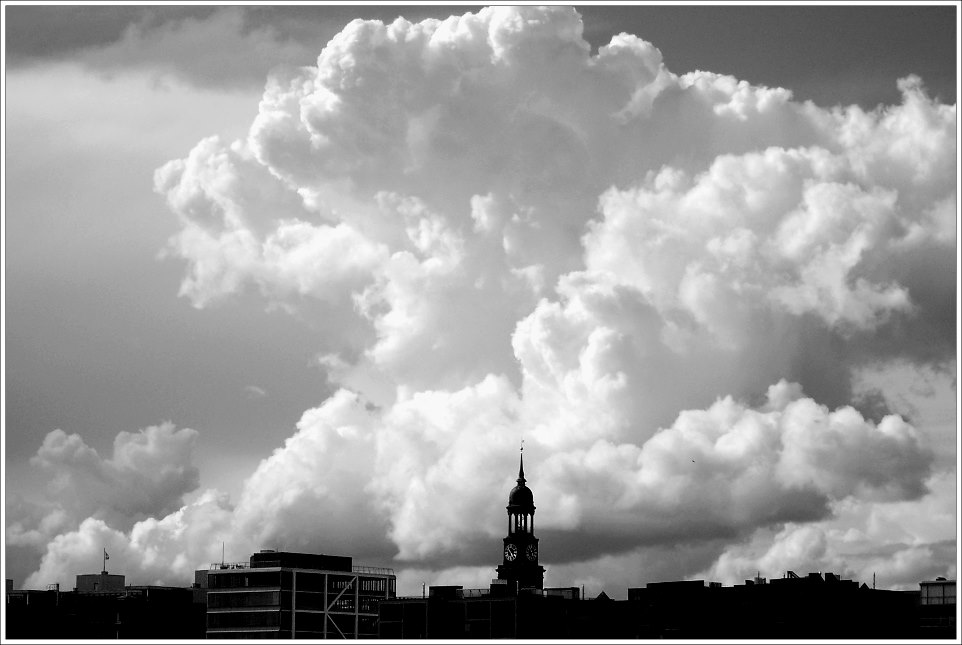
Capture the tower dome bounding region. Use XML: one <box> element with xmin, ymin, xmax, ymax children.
<box><xmin>508</xmin><ymin>453</ymin><xmax>534</xmax><ymax>508</ymax></box>
<box><xmin>508</xmin><ymin>481</ymin><xmax>534</xmax><ymax>507</ymax></box>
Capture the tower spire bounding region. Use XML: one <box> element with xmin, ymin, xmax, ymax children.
<box><xmin>518</xmin><ymin>441</ymin><xmax>525</xmax><ymax>483</ymax></box>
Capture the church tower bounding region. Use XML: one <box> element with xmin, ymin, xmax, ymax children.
<box><xmin>496</xmin><ymin>450</ymin><xmax>545</xmax><ymax>592</ymax></box>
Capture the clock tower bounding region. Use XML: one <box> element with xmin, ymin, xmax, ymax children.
<box><xmin>496</xmin><ymin>450</ymin><xmax>545</xmax><ymax>592</ymax></box>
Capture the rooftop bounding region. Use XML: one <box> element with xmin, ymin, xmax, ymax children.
<box><xmin>208</xmin><ymin>561</ymin><xmax>395</xmax><ymax>576</ymax></box>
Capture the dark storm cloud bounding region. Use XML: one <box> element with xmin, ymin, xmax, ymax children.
<box><xmin>6</xmin><ymin>5</ymin><xmax>955</xmax><ymax>105</ymax></box>
<box><xmin>4</xmin><ymin>5</ymin><xmax>480</xmax><ymax>89</ymax></box>
<box><xmin>243</xmin><ymin>4</ymin><xmax>475</xmax><ymax>33</ymax></box>
<box><xmin>536</xmin><ymin>488</ymin><xmax>833</xmax><ymax>567</ymax></box>
<box><xmin>4</xmin><ymin>6</ymin><xmax>216</xmax><ymax>59</ymax></box>
<box><xmin>576</xmin><ymin>5</ymin><xmax>957</xmax><ymax>107</ymax></box>
<box><xmin>1</xmin><ymin>4</ymin><xmax>477</xmax><ymax>60</ymax></box>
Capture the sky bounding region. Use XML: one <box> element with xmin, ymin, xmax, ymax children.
<box><xmin>3</xmin><ymin>3</ymin><xmax>959</xmax><ymax>598</ymax></box>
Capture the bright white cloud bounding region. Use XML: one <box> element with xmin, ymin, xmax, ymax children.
<box><xmin>231</xmin><ymin>389</ymin><xmax>392</xmax><ymax>558</ymax></box>
<box><xmin>372</xmin><ymin>375</ymin><xmax>523</xmax><ymax>562</ymax></box>
<box><xmin>532</xmin><ymin>381</ymin><xmax>932</xmax><ymax>540</ymax></box>
<box><xmin>587</xmin><ymin>143</ymin><xmax>942</xmax><ymax>337</ymax></box>
<box><xmin>24</xmin><ymin>490</ymin><xmax>236</xmax><ymax>590</ymax></box>
<box><xmin>13</xmin><ymin>422</ymin><xmax>225</xmax><ymax>589</ymax></box>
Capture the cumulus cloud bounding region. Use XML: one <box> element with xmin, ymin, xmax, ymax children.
<box><xmin>697</xmin><ymin>470</ymin><xmax>958</xmax><ymax>589</ymax></box>
<box><xmin>8</xmin><ymin>422</ymin><xmax>203</xmax><ymax>587</ymax></box>
<box><xmin>151</xmin><ymin>3</ymin><xmax>956</xmax><ymax>586</ymax></box>
<box><xmin>30</xmin><ymin>422</ymin><xmax>200</xmax><ymax>529</ymax></box>
<box><xmin>16</xmin><ymin>6</ymin><xmax>955</xmax><ymax>593</ymax></box>
<box><xmin>155</xmin><ymin>6</ymin><xmax>954</xmax><ymax>399</ymax></box>
<box><xmin>24</xmin><ymin>490</ymin><xmax>236</xmax><ymax>589</ymax></box>
<box><xmin>231</xmin><ymin>389</ymin><xmax>392</xmax><ymax>560</ymax></box>
<box><xmin>533</xmin><ymin>382</ymin><xmax>932</xmax><ymax>546</ymax></box>
<box><xmin>372</xmin><ymin>375</ymin><xmax>524</xmax><ymax>563</ymax></box>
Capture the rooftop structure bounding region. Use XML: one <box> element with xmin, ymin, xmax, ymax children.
<box><xmin>205</xmin><ymin>549</ymin><xmax>396</xmax><ymax>638</ymax></box>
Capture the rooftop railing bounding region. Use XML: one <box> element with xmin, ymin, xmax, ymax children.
<box><xmin>208</xmin><ymin>562</ymin><xmax>395</xmax><ymax>576</ymax></box>
<box><xmin>353</xmin><ymin>565</ymin><xmax>396</xmax><ymax>576</ymax></box>
<box><xmin>209</xmin><ymin>562</ymin><xmax>250</xmax><ymax>570</ymax></box>
<box><xmin>458</xmin><ymin>588</ymin><xmax>490</xmax><ymax>598</ymax></box>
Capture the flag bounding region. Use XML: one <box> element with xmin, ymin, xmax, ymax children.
<box><xmin>105</xmin><ymin>550</ymin><xmax>109</xmax><ymax>560</ymax></box>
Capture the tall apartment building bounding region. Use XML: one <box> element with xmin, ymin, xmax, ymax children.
<box><xmin>205</xmin><ymin>550</ymin><xmax>396</xmax><ymax>638</ymax></box>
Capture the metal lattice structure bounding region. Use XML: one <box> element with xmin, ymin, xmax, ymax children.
<box><xmin>205</xmin><ymin>552</ymin><xmax>396</xmax><ymax>638</ymax></box>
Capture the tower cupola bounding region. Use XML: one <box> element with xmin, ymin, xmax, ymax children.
<box><xmin>508</xmin><ymin>453</ymin><xmax>534</xmax><ymax>509</ymax></box>
<box><xmin>496</xmin><ymin>446</ymin><xmax>545</xmax><ymax>592</ymax></box>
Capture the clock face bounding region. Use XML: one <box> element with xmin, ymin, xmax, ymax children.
<box><xmin>504</xmin><ymin>544</ymin><xmax>518</xmax><ymax>561</ymax></box>
<box><xmin>526</xmin><ymin>544</ymin><xmax>538</xmax><ymax>561</ymax></box>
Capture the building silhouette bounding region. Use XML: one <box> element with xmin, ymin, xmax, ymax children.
<box><xmin>75</xmin><ymin>571</ymin><xmax>125</xmax><ymax>593</ymax></box>
<box><xmin>379</xmin><ymin>573</ymin><xmax>956</xmax><ymax>639</ymax></box>
<box><xmin>919</xmin><ymin>577</ymin><xmax>957</xmax><ymax>637</ymax></box>
<box><xmin>378</xmin><ymin>584</ymin><xmax>625</xmax><ymax>639</ymax></box>
<box><xmin>495</xmin><ymin>451</ymin><xmax>545</xmax><ymax>592</ymax></box>
<box><xmin>626</xmin><ymin>572</ymin><xmax>925</xmax><ymax>638</ymax></box>
<box><xmin>378</xmin><ymin>455</ymin><xmax>623</xmax><ymax>638</ymax></box>
<box><xmin>205</xmin><ymin>549</ymin><xmax>396</xmax><ymax>638</ymax></box>
<box><xmin>5</xmin><ymin>571</ymin><xmax>205</xmax><ymax>639</ymax></box>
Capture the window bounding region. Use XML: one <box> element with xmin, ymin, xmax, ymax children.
<box><xmin>359</xmin><ymin>598</ymin><xmax>383</xmax><ymax>613</ymax></box>
<box><xmin>208</xmin><ymin>610</ymin><xmax>280</xmax><ymax>628</ymax></box>
<box><xmin>361</xmin><ymin>578</ymin><xmax>386</xmax><ymax>593</ymax></box>
<box><xmin>295</xmin><ymin>573</ymin><xmax>325</xmax><ymax>593</ymax></box>
<box><xmin>208</xmin><ymin>591</ymin><xmax>280</xmax><ymax>608</ymax></box>
<box><xmin>358</xmin><ymin>614</ymin><xmax>378</xmax><ymax>636</ymax></box>
<box><xmin>293</xmin><ymin>611</ymin><xmax>327</xmax><ymax>632</ymax></box>
<box><xmin>294</xmin><ymin>592</ymin><xmax>326</xmax><ymax>610</ymax></box>
<box><xmin>332</xmin><ymin>597</ymin><xmax>355</xmax><ymax>612</ymax></box>
<box><xmin>209</xmin><ymin>572</ymin><xmax>281</xmax><ymax>589</ymax></box>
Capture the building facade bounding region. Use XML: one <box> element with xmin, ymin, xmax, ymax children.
<box><xmin>205</xmin><ymin>550</ymin><xmax>396</xmax><ymax>638</ymax></box>
<box><xmin>378</xmin><ymin>585</ymin><xmax>612</xmax><ymax>639</ymax></box>
<box><xmin>5</xmin><ymin>575</ymin><xmax>204</xmax><ymax>639</ymax></box>
<box><xmin>919</xmin><ymin>577</ymin><xmax>956</xmax><ymax>637</ymax></box>
<box><xmin>626</xmin><ymin>572</ymin><xmax>924</xmax><ymax>639</ymax></box>
<box><xmin>75</xmin><ymin>572</ymin><xmax>125</xmax><ymax>593</ymax></box>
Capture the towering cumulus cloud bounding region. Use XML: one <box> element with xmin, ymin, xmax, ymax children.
<box><xmin>20</xmin><ymin>6</ymin><xmax>955</xmax><ymax>591</ymax></box>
